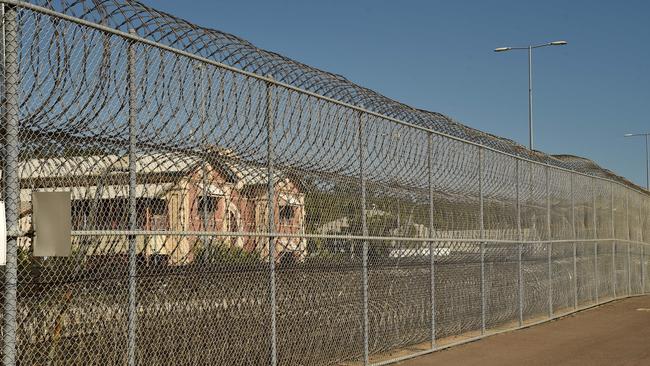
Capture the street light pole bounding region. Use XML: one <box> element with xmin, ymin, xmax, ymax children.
<box><xmin>495</xmin><ymin>40</ymin><xmax>567</xmax><ymax>151</ymax></box>
<box><xmin>624</xmin><ymin>132</ymin><xmax>650</xmax><ymax>190</ymax></box>
<box><xmin>528</xmin><ymin>46</ymin><xmax>533</xmax><ymax>150</ymax></box>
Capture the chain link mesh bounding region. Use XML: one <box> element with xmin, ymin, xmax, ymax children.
<box><xmin>0</xmin><ymin>2</ymin><xmax>649</xmax><ymax>365</ymax></box>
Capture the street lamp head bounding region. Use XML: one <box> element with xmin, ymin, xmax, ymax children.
<box><xmin>624</xmin><ymin>133</ymin><xmax>635</xmax><ymax>137</ymax></box>
<box><xmin>494</xmin><ymin>47</ymin><xmax>511</xmax><ymax>52</ymax></box>
<box><xmin>550</xmin><ymin>40</ymin><xmax>568</xmax><ymax>46</ymax></box>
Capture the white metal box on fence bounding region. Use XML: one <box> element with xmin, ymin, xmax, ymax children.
<box><xmin>32</xmin><ymin>191</ymin><xmax>72</xmax><ymax>257</ymax></box>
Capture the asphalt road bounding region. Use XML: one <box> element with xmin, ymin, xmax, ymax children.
<box><xmin>397</xmin><ymin>295</ymin><xmax>650</xmax><ymax>366</ymax></box>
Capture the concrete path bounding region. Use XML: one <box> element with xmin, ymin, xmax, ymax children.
<box><xmin>397</xmin><ymin>295</ymin><xmax>650</xmax><ymax>366</ymax></box>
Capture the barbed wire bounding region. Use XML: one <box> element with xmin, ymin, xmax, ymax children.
<box><xmin>25</xmin><ymin>0</ymin><xmax>647</xmax><ymax>192</ymax></box>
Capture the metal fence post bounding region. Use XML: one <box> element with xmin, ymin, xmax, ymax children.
<box><xmin>593</xmin><ymin>178</ymin><xmax>599</xmax><ymax>304</ymax></box>
<box><xmin>625</xmin><ymin>188</ymin><xmax>632</xmax><ymax>296</ymax></box>
<box><xmin>640</xmin><ymin>196</ymin><xmax>645</xmax><ymax>294</ymax></box>
<box><xmin>594</xmin><ymin>243</ymin><xmax>599</xmax><ymax>304</ymax></box>
<box><xmin>646</xmin><ymin>199</ymin><xmax>649</xmax><ymax>294</ymax></box>
<box><xmin>546</xmin><ymin>167</ymin><xmax>552</xmax><ymax>318</ymax></box>
<box><xmin>516</xmin><ymin>159</ymin><xmax>523</xmax><ymax>326</ymax></box>
<box><xmin>571</xmin><ymin>174</ymin><xmax>577</xmax><ymax>309</ymax></box>
<box><xmin>479</xmin><ymin>147</ymin><xmax>485</xmax><ymax>334</ymax></box>
<box><xmin>198</xmin><ymin>64</ymin><xmax>209</xmax><ymax>245</ymax></box>
<box><xmin>2</xmin><ymin>4</ymin><xmax>20</xmax><ymax>365</ymax></box>
<box><xmin>428</xmin><ymin>132</ymin><xmax>436</xmax><ymax>348</ymax></box>
<box><xmin>642</xmin><ymin>196</ymin><xmax>646</xmax><ymax>293</ymax></box>
<box><xmin>126</xmin><ymin>29</ymin><xmax>138</xmax><ymax>366</ymax></box>
<box><xmin>611</xmin><ymin>182</ymin><xmax>616</xmax><ymax>298</ymax></box>
<box><xmin>628</xmin><ymin>242</ymin><xmax>632</xmax><ymax>295</ymax></box>
<box><xmin>266</xmin><ymin>78</ymin><xmax>278</xmax><ymax>366</ymax></box>
<box><xmin>359</xmin><ymin>112</ymin><xmax>369</xmax><ymax>365</ymax></box>
<box><xmin>641</xmin><ymin>244</ymin><xmax>646</xmax><ymax>294</ymax></box>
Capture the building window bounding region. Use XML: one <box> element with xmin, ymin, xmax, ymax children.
<box><xmin>72</xmin><ymin>199</ymin><xmax>128</xmax><ymax>230</ymax></box>
<box><xmin>145</xmin><ymin>198</ymin><xmax>169</xmax><ymax>230</ymax></box>
<box><xmin>197</xmin><ymin>196</ymin><xmax>218</xmax><ymax>230</ymax></box>
<box><xmin>279</xmin><ymin>205</ymin><xmax>294</xmax><ymax>224</ymax></box>
<box><xmin>72</xmin><ymin>200</ymin><xmax>91</xmax><ymax>230</ymax></box>
<box><xmin>228</xmin><ymin>208</ymin><xmax>239</xmax><ymax>233</ymax></box>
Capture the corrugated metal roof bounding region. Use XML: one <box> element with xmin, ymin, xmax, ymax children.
<box><xmin>11</xmin><ymin>151</ymin><xmax>286</xmax><ymax>190</ymax></box>
<box><xmin>21</xmin><ymin>183</ymin><xmax>175</xmax><ymax>202</ymax></box>
<box><xmin>17</xmin><ymin>152</ymin><xmax>203</xmax><ymax>179</ymax></box>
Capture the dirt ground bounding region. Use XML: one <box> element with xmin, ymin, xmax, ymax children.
<box><xmin>396</xmin><ymin>295</ymin><xmax>650</xmax><ymax>366</ymax></box>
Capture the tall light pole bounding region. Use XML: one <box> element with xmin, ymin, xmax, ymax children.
<box><xmin>624</xmin><ymin>133</ymin><xmax>650</xmax><ymax>190</ymax></box>
<box><xmin>494</xmin><ymin>40</ymin><xmax>567</xmax><ymax>150</ymax></box>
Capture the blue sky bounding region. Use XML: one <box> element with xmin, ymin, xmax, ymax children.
<box><xmin>152</xmin><ymin>0</ymin><xmax>650</xmax><ymax>187</ymax></box>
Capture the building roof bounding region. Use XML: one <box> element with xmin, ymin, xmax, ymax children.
<box><xmin>13</xmin><ymin>150</ymin><xmax>291</xmax><ymax>200</ymax></box>
<box><xmin>18</xmin><ymin>153</ymin><xmax>198</xmax><ymax>179</ymax></box>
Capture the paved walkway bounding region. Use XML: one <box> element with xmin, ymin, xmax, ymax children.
<box><xmin>397</xmin><ymin>295</ymin><xmax>650</xmax><ymax>366</ymax></box>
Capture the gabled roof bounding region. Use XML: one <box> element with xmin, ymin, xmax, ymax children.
<box><xmin>13</xmin><ymin>150</ymin><xmax>292</xmax><ymax>191</ymax></box>
<box><xmin>18</xmin><ymin>153</ymin><xmax>200</xmax><ymax>179</ymax></box>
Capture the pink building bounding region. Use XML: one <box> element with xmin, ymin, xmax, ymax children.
<box><xmin>17</xmin><ymin>150</ymin><xmax>306</xmax><ymax>264</ymax></box>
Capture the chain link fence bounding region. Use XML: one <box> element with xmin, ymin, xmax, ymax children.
<box><xmin>0</xmin><ymin>1</ymin><xmax>649</xmax><ymax>365</ymax></box>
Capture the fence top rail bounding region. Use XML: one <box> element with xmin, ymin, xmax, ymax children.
<box><xmin>62</xmin><ymin>229</ymin><xmax>650</xmax><ymax>246</ymax></box>
<box><xmin>4</xmin><ymin>0</ymin><xmax>648</xmax><ymax>197</ymax></box>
